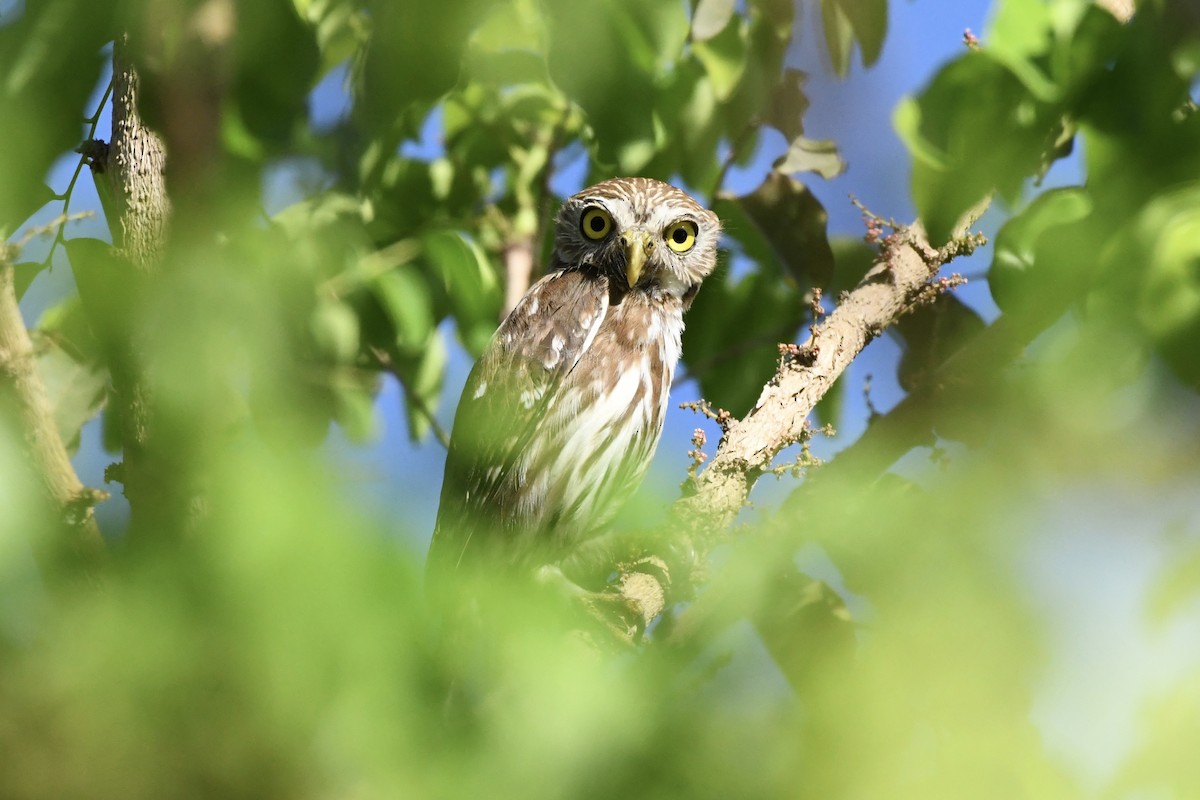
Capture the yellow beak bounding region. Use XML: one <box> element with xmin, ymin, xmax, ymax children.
<box><xmin>621</xmin><ymin>229</ymin><xmax>653</xmax><ymax>287</ymax></box>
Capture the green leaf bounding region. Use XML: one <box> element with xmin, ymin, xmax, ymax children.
<box><xmin>988</xmin><ymin>187</ymin><xmax>1093</xmax><ymax>313</ymax></box>
<box><xmin>1112</xmin><ymin>184</ymin><xmax>1200</xmax><ymax>389</ymax></box>
<box><xmin>896</xmin><ymin>52</ymin><xmax>1057</xmax><ymax>243</ymax></box>
<box><xmin>233</xmin><ymin>0</ymin><xmax>322</xmax><ymax>148</ymax></box>
<box><xmin>748</xmin><ymin>0</ymin><xmax>795</xmax><ymax>37</ymax></box>
<box><xmin>34</xmin><ymin>296</ymin><xmax>108</xmax><ymax>452</ymax></box>
<box><xmin>764</xmin><ymin>68</ymin><xmax>810</xmax><ymax>141</ymax></box>
<box><xmin>682</xmin><ymin>265</ymin><xmax>807</xmax><ymax>415</ymax></box>
<box><xmin>692</xmin><ymin>16</ymin><xmax>748</xmax><ymax>101</ymax></box>
<box><xmin>399</xmin><ymin>331</ymin><xmax>448</xmax><ymax>442</ymax></box>
<box><xmin>773</xmin><ymin>135</ymin><xmax>846</xmax><ymax>180</ymax></box>
<box><xmin>820</xmin><ymin>0</ymin><xmax>855</xmax><ymax>77</ymax></box>
<box><xmin>544</xmin><ymin>0</ymin><xmax>665</xmax><ymax>170</ymax></box>
<box><xmin>356</xmin><ymin>0</ymin><xmax>489</xmax><ymax>135</ymax></box>
<box><xmin>717</xmin><ymin>173</ymin><xmax>835</xmax><ymax>291</ymax></box>
<box><xmin>372</xmin><ymin>269</ymin><xmax>435</xmax><ymax>357</ymax></box>
<box><xmin>692</xmin><ymin>0</ymin><xmax>737</xmax><ymax>42</ymax></box>
<box><xmin>34</xmin><ymin>335</ymin><xmax>108</xmax><ymax>454</ymax></box>
<box><xmin>331</xmin><ymin>368</ymin><xmax>380</xmax><ymax>442</ymax></box>
<box><xmin>64</xmin><ymin>237</ymin><xmax>138</xmax><ymax>356</ymax></box>
<box><xmin>309</xmin><ymin>298</ymin><xmax>361</xmax><ymax>364</ymax></box>
<box><xmin>832</xmin><ymin>0</ymin><xmax>888</xmax><ymax>68</ymax></box>
<box><xmin>892</xmin><ymin>293</ymin><xmax>986</xmax><ymax>395</ymax></box>
<box><xmin>0</xmin><ymin>1</ymin><xmax>112</xmax><ymax>231</ymax></box>
<box><xmin>421</xmin><ymin>231</ymin><xmax>501</xmax><ymax>356</ymax></box>
<box><xmin>294</xmin><ymin>0</ymin><xmax>365</xmax><ymax>76</ymax></box>
<box><xmin>11</xmin><ymin>262</ymin><xmax>47</xmax><ymax>301</ymax></box>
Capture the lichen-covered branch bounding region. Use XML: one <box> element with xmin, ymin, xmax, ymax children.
<box><xmin>108</xmin><ymin>37</ymin><xmax>170</xmax><ymax>270</ymax></box>
<box><xmin>611</xmin><ymin>213</ymin><xmax>986</xmax><ymax>632</ymax></box>
<box><xmin>674</xmin><ymin>219</ymin><xmax>981</xmax><ymax>539</ymax></box>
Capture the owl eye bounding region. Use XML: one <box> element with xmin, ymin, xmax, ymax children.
<box><xmin>580</xmin><ymin>207</ymin><xmax>613</xmax><ymax>240</ymax></box>
<box><xmin>664</xmin><ymin>220</ymin><xmax>698</xmax><ymax>253</ymax></box>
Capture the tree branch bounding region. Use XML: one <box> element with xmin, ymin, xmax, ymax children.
<box><xmin>607</xmin><ymin>210</ymin><xmax>987</xmax><ymax>633</ymax></box>
<box><xmin>502</xmin><ymin>239</ymin><xmax>535</xmax><ymax>319</ymax></box>
<box><xmin>672</xmin><ymin>218</ymin><xmax>983</xmax><ymax>542</ymax></box>
<box><xmin>0</xmin><ymin>251</ymin><xmax>105</xmax><ymax>563</ymax></box>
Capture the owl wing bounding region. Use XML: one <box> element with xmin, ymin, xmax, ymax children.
<box><xmin>428</xmin><ymin>268</ymin><xmax>610</xmax><ymax>575</ymax></box>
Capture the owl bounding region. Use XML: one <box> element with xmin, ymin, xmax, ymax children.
<box><xmin>428</xmin><ymin>177</ymin><xmax>721</xmax><ymax>583</ymax></box>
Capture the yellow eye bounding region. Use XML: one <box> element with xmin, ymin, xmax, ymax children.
<box><xmin>580</xmin><ymin>207</ymin><xmax>613</xmax><ymax>240</ymax></box>
<box><xmin>664</xmin><ymin>220</ymin><xmax>698</xmax><ymax>253</ymax></box>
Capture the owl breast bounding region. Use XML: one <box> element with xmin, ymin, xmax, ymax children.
<box><xmin>523</xmin><ymin>290</ymin><xmax>683</xmax><ymax>551</ymax></box>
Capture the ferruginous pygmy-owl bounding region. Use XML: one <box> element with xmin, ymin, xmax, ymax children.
<box><xmin>428</xmin><ymin>177</ymin><xmax>721</xmax><ymax>581</ymax></box>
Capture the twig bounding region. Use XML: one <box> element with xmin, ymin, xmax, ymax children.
<box><xmin>709</xmin><ymin>123</ymin><xmax>758</xmax><ymax>207</ymax></box>
<box><xmin>370</xmin><ymin>346</ymin><xmax>451</xmax><ymax>449</ymax></box>
<box><xmin>0</xmin><ymin>254</ymin><xmax>106</xmax><ymax>562</ymax></box>
<box><xmin>43</xmin><ymin>78</ymin><xmax>114</xmax><ymax>267</ymax></box>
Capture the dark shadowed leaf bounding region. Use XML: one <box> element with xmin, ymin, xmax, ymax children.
<box><xmin>892</xmin><ymin>293</ymin><xmax>985</xmax><ymax>395</ymax></box>
<box><xmin>0</xmin><ymin>1</ymin><xmax>112</xmax><ymax>232</ymax></box>
<box><xmin>717</xmin><ymin>173</ymin><xmax>835</xmax><ymax>290</ymax></box>
<box><xmin>764</xmin><ymin>68</ymin><xmax>810</xmax><ymax>141</ymax></box>
<box><xmin>827</xmin><ymin>236</ymin><xmax>878</xmax><ymax>296</ymax></box>
<box><xmin>233</xmin><ymin>1</ymin><xmax>322</xmax><ymax>148</ymax></box>
<box><xmin>682</xmin><ymin>264</ymin><xmax>807</xmax><ymax>415</ymax></box>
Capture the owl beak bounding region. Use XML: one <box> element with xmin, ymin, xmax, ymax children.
<box><xmin>621</xmin><ymin>229</ymin><xmax>653</xmax><ymax>287</ymax></box>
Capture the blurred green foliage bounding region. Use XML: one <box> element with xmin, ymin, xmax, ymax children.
<box><xmin>2</xmin><ymin>0</ymin><xmax>1200</xmax><ymax>797</ymax></box>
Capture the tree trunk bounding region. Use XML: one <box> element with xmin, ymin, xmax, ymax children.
<box><xmin>104</xmin><ymin>36</ymin><xmax>172</xmax><ymax>538</ymax></box>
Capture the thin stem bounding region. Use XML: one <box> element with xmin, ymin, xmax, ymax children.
<box><xmin>369</xmin><ymin>346</ymin><xmax>451</xmax><ymax>449</ymax></box>
<box><xmin>43</xmin><ymin>78</ymin><xmax>115</xmax><ymax>268</ymax></box>
<box><xmin>708</xmin><ymin>123</ymin><xmax>758</xmax><ymax>206</ymax></box>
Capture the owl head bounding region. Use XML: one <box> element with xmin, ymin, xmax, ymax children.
<box><xmin>553</xmin><ymin>177</ymin><xmax>721</xmax><ymax>300</ymax></box>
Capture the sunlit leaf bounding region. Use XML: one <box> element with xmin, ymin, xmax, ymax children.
<box><xmin>691</xmin><ymin>0</ymin><xmax>737</xmax><ymax>42</ymax></box>
<box><xmin>773</xmin><ymin>135</ymin><xmax>845</xmax><ymax>180</ymax></box>
<box><xmin>988</xmin><ymin>187</ymin><xmax>1093</xmax><ymax>313</ymax></box>
<box><xmin>692</xmin><ymin>15</ymin><xmax>748</xmax><ymax>101</ymax></box>
<box><xmin>896</xmin><ymin>52</ymin><xmax>1057</xmax><ymax>243</ymax></box>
